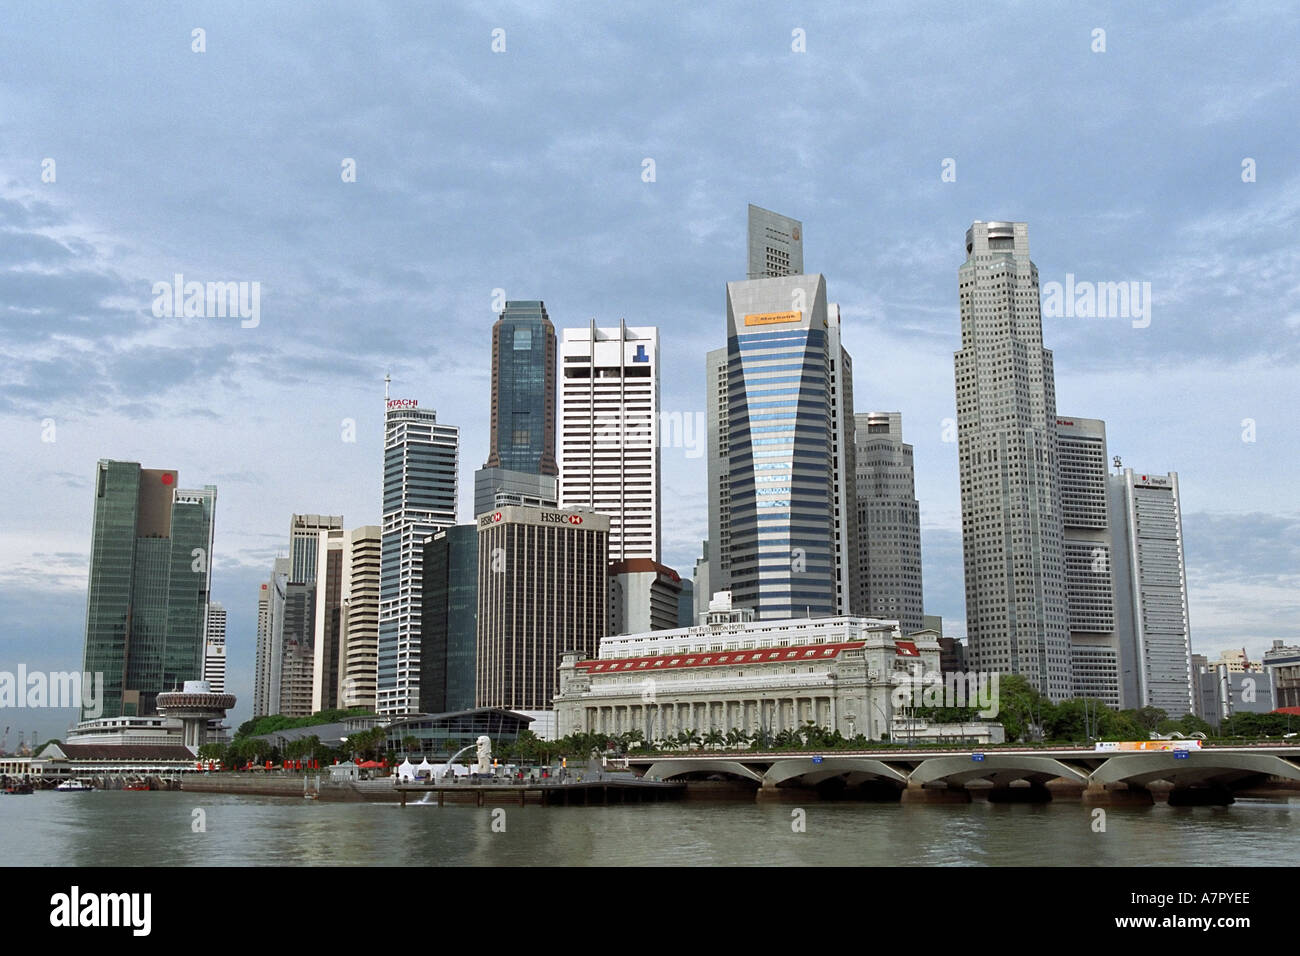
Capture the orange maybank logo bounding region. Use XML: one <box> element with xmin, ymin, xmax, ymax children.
<box><xmin>743</xmin><ymin>310</ymin><xmax>802</xmax><ymax>326</ymax></box>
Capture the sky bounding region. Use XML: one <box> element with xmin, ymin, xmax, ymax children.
<box><xmin>1</xmin><ymin>1</ymin><xmax>1297</xmax><ymax>741</ymax></box>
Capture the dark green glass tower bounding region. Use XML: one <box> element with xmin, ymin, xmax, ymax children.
<box><xmin>485</xmin><ymin>301</ymin><xmax>557</xmax><ymax>476</ymax></box>
<box><xmin>81</xmin><ymin>460</ymin><xmax>216</xmax><ymax>719</ymax></box>
<box><xmin>421</xmin><ymin>526</ymin><xmax>478</xmax><ymax>713</ymax></box>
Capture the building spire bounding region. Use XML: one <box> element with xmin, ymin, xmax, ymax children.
<box><xmin>384</xmin><ymin>371</ymin><xmax>391</xmax><ymax>404</ymax></box>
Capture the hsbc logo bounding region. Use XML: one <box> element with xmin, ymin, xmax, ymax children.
<box><xmin>540</xmin><ymin>512</ymin><xmax>583</xmax><ymax>525</ymax></box>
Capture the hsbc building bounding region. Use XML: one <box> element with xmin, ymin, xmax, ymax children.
<box><xmin>476</xmin><ymin>505</ymin><xmax>610</xmax><ymax>719</ymax></box>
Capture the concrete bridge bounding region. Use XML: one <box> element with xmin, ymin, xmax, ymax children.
<box><xmin>627</xmin><ymin>746</ymin><xmax>1300</xmax><ymax>805</ymax></box>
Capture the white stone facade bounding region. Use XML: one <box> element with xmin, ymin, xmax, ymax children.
<box><xmin>555</xmin><ymin>614</ymin><xmax>941</xmax><ymax>742</ymax></box>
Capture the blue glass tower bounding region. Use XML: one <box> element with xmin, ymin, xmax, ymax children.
<box><xmin>485</xmin><ymin>301</ymin><xmax>557</xmax><ymax>476</ymax></box>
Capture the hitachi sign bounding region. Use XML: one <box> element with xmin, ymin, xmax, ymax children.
<box><xmin>386</xmin><ymin>398</ymin><xmax>418</xmax><ymax>410</ymax></box>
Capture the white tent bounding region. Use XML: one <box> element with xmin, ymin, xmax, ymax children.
<box><xmin>397</xmin><ymin>758</ymin><xmax>416</xmax><ymax>781</ymax></box>
<box><xmin>416</xmin><ymin>758</ymin><xmax>434</xmax><ymax>780</ymax></box>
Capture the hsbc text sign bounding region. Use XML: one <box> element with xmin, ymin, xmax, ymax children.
<box><xmin>540</xmin><ymin>512</ymin><xmax>584</xmax><ymax>526</ymax></box>
<box><xmin>478</xmin><ymin>509</ymin><xmax>586</xmax><ymax>529</ymax></box>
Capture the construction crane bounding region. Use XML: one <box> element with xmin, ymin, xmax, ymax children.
<box><xmin>1</xmin><ymin>726</ymin><xmax>8</xmax><ymax>756</ymax></box>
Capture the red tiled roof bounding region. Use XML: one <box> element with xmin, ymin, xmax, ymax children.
<box><xmin>895</xmin><ymin>641</ymin><xmax>920</xmax><ymax>657</ymax></box>
<box><xmin>578</xmin><ymin>641</ymin><xmax>867</xmax><ymax>673</ymax></box>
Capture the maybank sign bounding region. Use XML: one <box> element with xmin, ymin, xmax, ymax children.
<box><xmin>743</xmin><ymin>310</ymin><xmax>802</xmax><ymax>327</ymax></box>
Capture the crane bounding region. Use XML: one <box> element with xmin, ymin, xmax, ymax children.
<box><xmin>1</xmin><ymin>726</ymin><xmax>8</xmax><ymax>755</ymax></box>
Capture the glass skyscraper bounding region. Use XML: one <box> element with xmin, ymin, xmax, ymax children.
<box><xmin>378</xmin><ymin>395</ymin><xmax>459</xmax><ymax>716</ymax></box>
<box><xmin>485</xmin><ymin>300</ymin><xmax>557</xmax><ymax>476</ymax></box>
<box><xmin>709</xmin><ymin>207</ymin><xmax>857</xmax><ymax>619</ymax></box>
<box><xmin>81</xmin><ymin>460</ymin><xmax>216</xmax><ymax>719</ymax></box>
<box><xmin>421</xmin><ymin>525</ymin><xmax>479</xmax><ymax>713</ymax></box>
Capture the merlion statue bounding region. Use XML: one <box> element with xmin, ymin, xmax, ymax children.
<box><xmin>475</xmin><ymin>735</ymin><xmax>491</xmax><ymax>773</ymax></box>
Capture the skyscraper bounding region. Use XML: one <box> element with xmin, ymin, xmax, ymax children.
<box><xmin>310</xmin><ymin>527</ymin><xmax>346</xmax><ymax>713</ymax></box>
<box><xmin>854</xmin><ymin>412</ymin><xmax>924</xmax><ymax>634</ymax></box>
<box><xmin>253</xmin><ymin>578</ymin><xmax>273</xmax><ymax>717</ymax></box>
<box><xmin>378</xmin><ymin>391</ymin><xmax>459</xmax><ymax>716</ymax></box>
<box><xmin>747</xmin><ymin>203</ymin><xmax>804</xmax><ymax>279</ymax></box>
<box><xmin>1056</xmin><ymin>417</ymin><xmax>1121</xmax><ymax>707</ymax></box>
<box><xmin>203</xmin><ymin>602</ymin><xmax>227</xmax><ymax>694</ymax></box>
<box><xmin>954</xmin><ymin>221</ymin><xmax>1071</xmax><ymax>700</ymax></box>
<box><xmin>421</xmin><ymin>525</ymin><xmax>479</xmax><ymax>713</ymax></box>
<box><xmin>1110</xmin><ymin>469</ymin><xmax>1194</xmax><ymax>716</ymax></box>
<box><xmin>485</xmin><ymin>300</ymin><xmax>558</xmax><ymax>475</ymax></box>
<box><xmin>81</xmin><ymin>460</ymin><xmax>216</xmax><ymax>719</ymax></box>
<box><xmin>339</xmin><ymin>525</ymin><xmax>381</xmax><ymax>711</ymax></box>
<box><xmin>290</xmin><ymin>514</ymin><xmax>342</xmax><ymax>584</ymax></box>
<box><xmin>558</xmin><ymin>321</ymin><xmax>660</xmax><ymax>561</ymax></box>
<box><xmin>476</xmin><ymin>300</ymin><xmax>560</xmax><ymax>515</ymax></box>
<box><xmin>710</xmin><ymin>208</ymin><xmax>857</xmax><ymax>619</ymax></box>
<box><xmin>476</xmin><ymin>505</ymin><xmax>608</xmax><ymax>720</ymax></box>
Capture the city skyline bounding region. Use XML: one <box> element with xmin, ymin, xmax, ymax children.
<box><xmin>3</xmin><ymin>4</ymin><xmax>1297</xmax><ymax>738</ymax></box>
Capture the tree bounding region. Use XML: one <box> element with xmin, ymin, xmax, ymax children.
<box><xmin>992</xmin><ymin>674</ymin><xmax>1054</xmax><ymax>742</ymax></box>
<box><xmin>702</xmin><ymin>729</ymin><xmax>725</xmax><ymax>751</ymax></box>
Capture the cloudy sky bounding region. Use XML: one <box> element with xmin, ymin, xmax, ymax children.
<box><xmin>2</xmin><ymin>2</ymin><xmax>1296</xmax><ymax>739</ymax></box>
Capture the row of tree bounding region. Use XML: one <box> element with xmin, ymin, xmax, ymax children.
<box><xmin>205</xmin><ymin>686</ymin><xmax>1295</xmax><ymax>768</ymax></box>
<box><xmin>911</xmin><ymin>674</ymin><xmax>1295</xmax><ymax>744</ymax></box>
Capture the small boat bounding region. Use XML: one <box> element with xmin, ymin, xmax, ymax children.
<box><xmin>123</xmin><ymin>782</ymin><xmax>150</xmax><ymax>791</ymax></box>
<box><xmin>3</xmin><ymin>783</ymin><xmax>34</xmax><ymax>795</ymax></box>
<box><xmin>55</xmin><ymin>779</ymin><xmax>94</xmax><ymax>792</ymax></box>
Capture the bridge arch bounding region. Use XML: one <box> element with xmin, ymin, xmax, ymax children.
<box><xmin>909</xmin><ymin>754</ymin><xmax>1088</xmax><ymax>788</ymax></box>
<box><xmin>642</xmin><ymin>759</ymin><xmax>763</xmax><ymax>784</ymax></box>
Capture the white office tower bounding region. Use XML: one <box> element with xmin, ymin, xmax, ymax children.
<box><xmin>558</xmin><ymin>321</ymin><xmax>660</xmax><ymax>561</ymax></box>
<box><xmin>954</xmin><ymin>221</ymin><xmax>1071</xmax><ymax>701</ymax></box>
<box><xmin>1109</xmin><ymin>469</ymin><xmax>1194</xmax><ymax>716</ymax></box>
<box><xmin>826</xmin><ymin>305</ymin><xmax>859</xmax><ymax>616</ymax></box>
<box><xmin>253</xmin><ymin>578</ymin><xmax>273</xmax><ymax>717</ymax></box>
<box><xmin>310</xmin><ymin>528</ymin><xmax>347</xmax><ymax>714</ymax></box>
<box><xmin>379</xmin><ymin>394</ymin><xmax>459</xmax><ymax>716</ymax></box>
<box><xmin>290</xmin><ymin>514</ymin><xmax>342</xmax><ymax>584</ymax></box>
<box><xmin>339</xmin><ymin>525</ymin><xmax>381</xmax><ymax>710</ymax></box>
<box><xmin>747</xmin><ymin>203</ymin><xmax>804</xmax><ymax>279</ymax></box>
<box><xmin>854</xmin><ymin>412</ymin><xmax>924</xmax><ymax>634</ymax></box>
<box><xmin>203</xmin><ymin>602</ymin><xmax>227</xmax><ymax>694</ymax></box>
<box><xmin>263</xmin><ymin>557</ymin><xmax>290</xmax><ymax>717</ymax></box>
<box><xmin>1056</xmin><ymin>418</ymin><xmax>1121</xmax><ymax>707</ymax></box>
<box><xmin>705</xmin><ymin>346</ymin><xmax>731</xmax><ymax>594</ymax></box>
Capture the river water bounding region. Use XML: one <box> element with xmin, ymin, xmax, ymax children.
<box><xmin>3</xmin><ymin>791</ymin><xmax>1297</xmax><ymax>866</ymax></box>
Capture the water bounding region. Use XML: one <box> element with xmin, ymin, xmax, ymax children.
<box><xmin>2</xmin><ymin>791</ymin><xmax>1297</xmax><ymax>866</ymax></box>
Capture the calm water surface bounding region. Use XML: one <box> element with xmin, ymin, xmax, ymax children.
<box><xmin>2</xmin><ymin>791</ymin><xmax>1297</xmax><ymax>866</ymax></box>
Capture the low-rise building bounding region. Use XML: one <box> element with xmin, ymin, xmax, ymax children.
<box><xmin>555</xmin><ymin>592</ymin><xmax>944</xmax><ymax>742</ymax></box>
<box><xmin>1263</xmin><ymin>640</ymin><xmax>1300</xmax><ymax>710</ymax></box>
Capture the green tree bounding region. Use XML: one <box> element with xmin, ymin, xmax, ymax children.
<box><xmin>992</xmin><ymin>674</ymin><xmax>1054</xmax><ymax>742</ymax></box>
<box><xmin>1129</xmin><ymin>706</ymin><xmax>1169</xmax><ymax>735</ymax></box>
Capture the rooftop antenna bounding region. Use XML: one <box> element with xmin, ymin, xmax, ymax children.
<box><xmin>1112</xmin><ymin>455</ymin><xmax>1122</xmax><ymax>473</ymax></box>
<box><xmin>384</xmin><ymin>371</ymin><xmax>391</xmax><ymax>403</ymax></box>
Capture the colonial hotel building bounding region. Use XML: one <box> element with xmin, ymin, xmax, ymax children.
<box><xmin>556</xmin><ymin>592</ymin><xmax>979</xmax><ymax>743</ymax></box>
